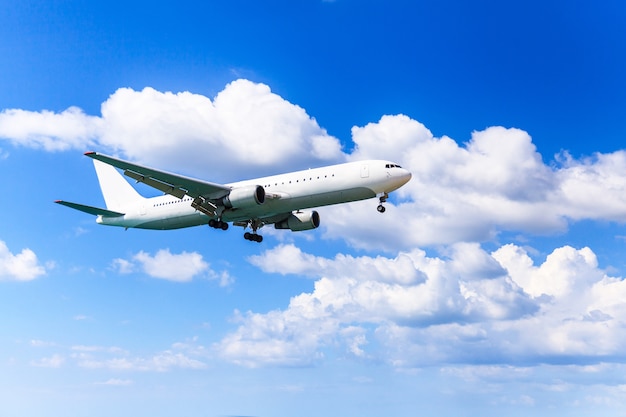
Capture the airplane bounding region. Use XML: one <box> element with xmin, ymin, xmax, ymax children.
<box><xmin>56</xmin><ymin>152</ymin><xmax>412</xmax><ymax>242</ymax></box>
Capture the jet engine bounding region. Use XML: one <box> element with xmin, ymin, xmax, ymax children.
<box><xmin>222</xmin><ymin>185</ymin><xmax>265</xmax><ymax>209</ymax></box>
<box><xmin>274</xmin><ymin>211</ymin><xmax>320</xmax><ymax>231</ymax></box>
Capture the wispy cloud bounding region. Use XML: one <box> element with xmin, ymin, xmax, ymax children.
<box><xmin>95</xmin><ymin>378</ymin><xmax>133</xmax><ymax>386</ymax></box>
<box><xmin>30</xmin><ymin>339</ymin><xmax>56</xmax><ymax>348</ymax></box>
<box><xmin>30</xmin><ymin>354</ymin><xmax>65</xmax><ymax>368</ymax></box>
<box><xmin>71</xmin><ymin>342</ymin><xmax>208</xmax><ymax>372</ymax></box>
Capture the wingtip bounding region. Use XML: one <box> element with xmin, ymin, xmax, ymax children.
<box><xmin>84</xmin><ymin>151</ymin><xmax>96</xmax><ymax>157</ymax></box>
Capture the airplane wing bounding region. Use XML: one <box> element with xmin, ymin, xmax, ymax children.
<box><xmin>55</xmin><ymin>200</ymin><xmax>124</xmax><ymax>217</ymax></box>
<box><xmin>84</xmin><ymin>152</ymin><xmax>231</xmax><ymax>200</ymax></box>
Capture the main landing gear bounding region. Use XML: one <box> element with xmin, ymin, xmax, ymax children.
<box><xmin>244</xmin><ymin>232</ymin><xmax>263</xmax><ymax>243</ymax></box>
<box><xmin>243</xmin><ymin>219</ymin><xmax>264</xmax><ymax>243</ymax></box>
<box><xmin>377</xmin><ymin>194</ymin><xmax>388</xmax><ymax>213</ymax></box>
<box><xmin>208</xmin><ymin>219</ymin><xmax>229</xmax><ymax>230</ymax></box>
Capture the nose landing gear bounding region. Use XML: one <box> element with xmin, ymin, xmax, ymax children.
<box><xmin>377</xmin><ymin>193</ymin><xmax>388</xmax><ymax>213</ymax></box>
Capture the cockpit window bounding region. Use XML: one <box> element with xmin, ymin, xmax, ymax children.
<box><xmin>385</xmin><ymin>163</ymin><xmax>402</xmax><ymax>169</ymax></box>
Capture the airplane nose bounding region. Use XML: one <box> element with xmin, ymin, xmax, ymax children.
<box><xmin>399</xmin><ymin>168</ymin><xmax>412</xmax><ymax>185</ymax></box>
<box><xmin>385</xmin><ymin>168</ymin><xmax>412</xmax><ymax>192</ymax></box>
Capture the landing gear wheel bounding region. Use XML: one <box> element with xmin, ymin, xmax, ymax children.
<box><xmin>244</xmin><ymin>232</ymin><xmax>263</xmax><ymax>242</ymax></box>
<box><xmin>209</xmin><ymin>219</ymin><xmax>229</xmax><ymax>230</ymax></box>
<box><xmin>377</xmin><ymin>194</ymin><xmax>388</xmax><ymax>213</ymax></box>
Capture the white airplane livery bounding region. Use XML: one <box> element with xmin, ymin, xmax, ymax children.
<box><xmin>56</xmin><ymin>152</ymin><xmax>412</xmax><ymax>242</ymax></box>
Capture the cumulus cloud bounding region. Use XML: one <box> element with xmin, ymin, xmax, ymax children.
<box><xmin>0</xmin><ymin>80</ymin><xmax>344</xmax><ymax>181</ymax></box>
<box><xmin>112</xmin><ymin>248</ymin><xmax>231</xmax><ymax>284</ymax></box>
<box><xmin>323</xmin><ymin>116</ymin><xmax>626</xmax><ymax>250</ymax></box>
<box><xmin>0</xmin><ymin>107</ymin><xmax>101</xmax><ymax>151</ymax></box>
<box><xmin>132</xmin><ymin>249</ymin><xmax>208</xmax><ymax>282</ymax></box>
<box><xmin>2</xmin><ymin>80</ymin><xmax>626</xmax><ymax>249</ymax></box>
<box><xmin>0</xmin><ymin>240</ymin><xmax>46</xmax><ymax>281</ymax></box>
<box><xmin>4</xmin><ymin>79</ymin><xmax>626</xmax><ymax>374</ymax></box>
<box><xmin>217</xmin><ymin>243</ymin><xmax>626</xmax><ymax>368</ymax></box>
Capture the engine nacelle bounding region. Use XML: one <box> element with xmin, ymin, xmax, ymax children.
<box><xmin>274</xmin><ymin>211</ymin><xmax>320</xmax><ymax>232</ymax></box>
<box><xmin>222</xmin><ymin>185</ymin><xmax>265</xmax><ymax>209</ymax></box>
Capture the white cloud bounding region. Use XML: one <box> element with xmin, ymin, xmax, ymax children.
<box><xmin>0</xmin><ymin>80</ymin><xmax>344</xmax><ymax>181</ymax></box>
<box><xmin>133</xmin><ymin>249</ymin><xmax>208</xmax><ymax>282</ymax></box>
<box><xmin>0</xmin><ymin>106</ymin><xmax>101</xmax><ymax>151</ymax></box>
<box><xmin>72</xmin><ymin>342</ymin><xmax>207</xmax><ymax>372</ymax></box>
<box><xmin>30</xmin><ymin>339</ymin><xmax>56</xmax><ymax>348</ymax></box>
<box><xmin>112</xmin><ymin>248</ymin><xmax>232</xmax><ymax>284</ymax></box>
<box><xmin>217</xmin><ymin>242</ymin><xmax>626</xmax><ymax>368</ymax></box>
<box><xmin>323</xmin><ymin>116</ymin><xmax>626</xmax><ymax>250</ymax></box>
<box><xmin>2</xmin><ymin>81</ymin><xmax>626</xmax><ymax>250</ymax></box>
<box><xmin>249</xmin><ymin>243</ymin><xmax>426</xmax><ymax>284</ymax></box>
<box><xmin>4</xmin><ymin>80</ymin><xmax>626</xmax><ymax>375</ymax></box>
<box><xmin>114</xmin><ymin>249</ymin><xmax>206</xmax><ymax>282</ymax></box>
<box><xmin>0</xmin><ymin>240</ymin><xmax>46</xmax><ymax>281</ymax></box>
<box><xmin>31</xmin><ymin>354</ymin><xmax>65</xmax><ymax>368</ymax></box>
<box><xmin>111</xmin><ymin>258</ymin><xmax>135</xmax><ymax>274</ymax></box>
<box><xmin>215</xmin><ymin>308</ymin><xmax>331</xmax><ymax>368</ymax></box>
<box><xmin>95</xmin><ymin>378</ymin><xmax>133</xmax><ymax>386</ymax></box>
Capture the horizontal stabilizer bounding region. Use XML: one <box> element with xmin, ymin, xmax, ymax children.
<box><xmin>55</xmin><ymin>200</ymin><xmax>125</xmax><ymax>217</ymax></box>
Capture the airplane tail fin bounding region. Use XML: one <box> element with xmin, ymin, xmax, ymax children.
<box><xmin>93</xmin><ymin>159</ymin><xmax>145</xmax><ymax>212</ymax></box>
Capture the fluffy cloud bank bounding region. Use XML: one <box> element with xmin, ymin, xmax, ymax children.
<box><xmin>3</xmin><ymin>80</ymin><xmax>625</xmax><ymax>249</ymax></box>
<box><xmin>0</xmin><ymin>80</ymin><xmax>344</xmax><ymax>181</ymax></box>
<box><xmin>217</xmin><ymin>243</ymin><xmax>626</xmax><ymax>368</ymax></box>
<box><xmin>325</xmin><ymin>116</ymin><xmax>626</xmax><ymax>250</ymax></box>
<box><xmin>2</xmin><ymin>79</ymin><xmax>626</xmax><ymax>373</ymax></box>
<box><xmin>0</xmin><ymin>240</ymin><xmax>46</xmax><ymax>281</ymax></box>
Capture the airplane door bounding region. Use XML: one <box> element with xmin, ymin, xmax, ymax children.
<box><xmin>360</xmin><ymin>164</ymin><xmax>370</xmax><ymax>178</ymax></box>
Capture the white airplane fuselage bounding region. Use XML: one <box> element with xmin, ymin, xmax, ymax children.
<box><xmin>96</xmin><ymin>160</ymin><xmax>411</xmax><ymax>230</ymax></box>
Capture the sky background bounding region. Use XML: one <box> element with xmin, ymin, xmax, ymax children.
<box><xmin>1</xmin><ymin>1</ymin><xmax>626</xmax><ymax>416</ymax></box>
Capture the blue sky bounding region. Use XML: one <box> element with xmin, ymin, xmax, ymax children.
<box><xmin>2</xmin><ymin>1</ymin><xmax>626</xmax><ymax>416</ymax></box>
